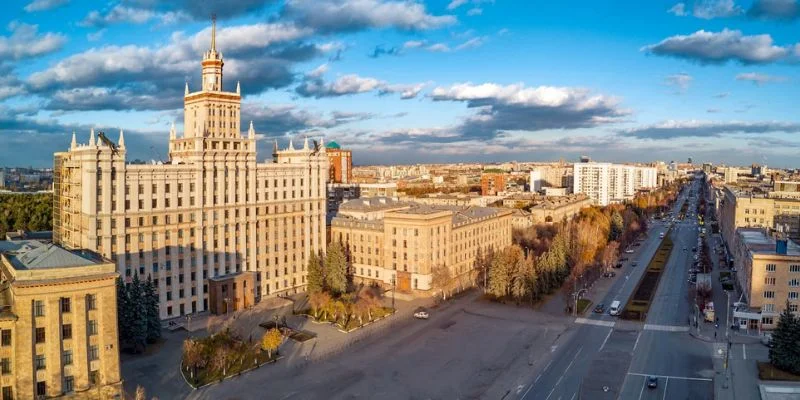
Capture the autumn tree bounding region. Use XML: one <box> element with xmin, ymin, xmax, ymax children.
<box><xmin>182</xmin><ymin>339</ymin><xmax>201</xmax><ymax>381</ymax></box>
<box><xmin>261</xmin><ymin>328</ymin><xmax>283</xmax><ymax>359</ymax></box>
<box><xmin>431</xmin><ymin>264</ymin><xmax>452</xmax><ymax>300</ymax></box>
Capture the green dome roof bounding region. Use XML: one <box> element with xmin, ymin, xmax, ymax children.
<box><xmin>326</xmin><ymin>141</ymin><xmax>341</xmax><ymax>149</ymax></box>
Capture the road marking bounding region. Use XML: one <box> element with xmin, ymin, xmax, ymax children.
<box><xmin>599</xmin><ymin>328</ymin><xmax>613</xmax><ymax>351</ymax></box>
<box><xmin>544</xmin><ymin>347</ymin><xmax>583</xmax><ymax>400</ymax></box>
<box><xmin>662</xmin><ymin>377</ymin><xmax>669</xmax><ymax>400</ymax></box>
<box><xmin>644</xmin><ymin>324</ymin><xmax>690</xmax><ymax>332</ymax></box>
<box><xmin>633</xmin><ymin>331</ymin><xmax>642</xmax><ymax>352</ymax></box>
<box><xmin>544</xmin><ymin>359</ymin><xmax>553</xmax><ymax>371</ymax></box>
<box><xmin>574</xmin><ymin>317</ymin><xmax>615</xmax><ymax>328</ymax></box>
<box><xmin>570</xmin><ymin>392</ymin><xmax>577</xmax><ymax>400</ymax></box>
<box><xmin>627</xmin><ymin>372</ymin><xmax>713</xmax><ymax>382</ymax></box>
<box><xmin>551</xmin><ymin>345</ymin><xmax>558</xmax><ymax>353</ymax></box>
<box><xmin>535</xmin><ymin>374</ymin><xmax>542</xmax><ymax>383</ymax></box>
<box><xmin>743</xmin><ymin>344</ymin><xmax>747</xmax><ymax>360</ymax></box>
<box><xmin>637</xmin><ymin>376</ymin><xmax>646</xmax><ymax>400</ymax></box>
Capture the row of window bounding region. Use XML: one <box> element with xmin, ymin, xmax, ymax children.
<box><xmin>33</xmin><ymin>295</ymin><xmax>96</xmax><ymax>317</ymax></box>
<box><xmin>765</xmin><ymin>264</ymin><xmax>800</xmax><ymax>273</ymax></box>
<box><xmin>764</xmin><ymin>277</ymin><xmax>800</xmax><ymax>286</ymax></box>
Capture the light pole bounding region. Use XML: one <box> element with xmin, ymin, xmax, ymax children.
<box><xmin>186</xmin><ymin>314</ymin><xmax>192</xmax><ymax>331</ymax></box>
<box><xmin>224</xmin><ymin>298</ymin><xmax>230</xmax><ymax>316</ymax></box>
<box><xmin>391</xmin><ymin>275</ymin><xmax>396</xmax><ymax>310</ymax></box>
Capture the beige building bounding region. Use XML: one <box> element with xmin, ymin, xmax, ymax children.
<box><xmin>330</xmin><ymin>198</ymin><xmax>512</xmax><ymax>294</ymax></box>
<box><xmin>0</xmin><ymin>240</ymin><xmax>121</xmax><ymax>399</ymax></box>
<box><xmin>529</xmin><ymin>194</ymin><xmax>592</xmax><ymax>224</ymax></box>
<box><xmin>732</xmin><ymin>229</ymin><xmax>800</xmax><ymax>332</ymax></box>
<box><xmin>52</xmin><ymin>21</ymin><xmax>328</xmax><ymax>319</ymax></box>
<box><xmin>719</xmin><ymin>187</ymin><xmax>800</xmax><ymax>247</ymax></box>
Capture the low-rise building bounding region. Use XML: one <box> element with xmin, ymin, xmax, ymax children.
<box><xmin>330</xmin><ymin>197</ymin><xmax>512</xmax><ymax>294</ymax></box>
<box><xmin>0</xmin><ymin>240</ymin><xmax>121</xmax><ymax>399</ymax></box>
<box><xmin>732</xmin><ymin>229</ymin><xmax>800</xmax><ymax>332</ymax></box>
<box><xmin>529</xmin><ymin>194</ymin><xmax>592</xmax><ymax>223</ymax></box>
<box><xmin>510</xmin><ymin>209</ymin><xmax>533</xmax><ymax>230</ymax></box>
<box><xmin>719</xmin><ymin>186</ymin><xmax>800</xmax><ymax>246</ymax></box>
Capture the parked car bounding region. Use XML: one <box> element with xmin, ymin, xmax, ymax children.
<box><xmin>647</xmin><ymin>376</ymin><xmax>658</xmax><ymax>389</ymax></box>
<box><xmin>593</xmin><ymin>304</ymin><xmax>605</xmax><ymax>313</ymax></box>
<box><xmin>603</xmin><ymin>271</ymin><xmax>616</xmax><ymax>278</ymax></box>
<box><xmin>631</xmin><ymin>262</ymin><xmax>638</xmax><ymax>267</ymax></box>
<box><xmin>614</xmin><ymin>263</ymin><xmax>623</xmax><ymax>269</ymax></box>
<box><xmin>761</xmin><ymin>333</ymin><xmax>773</xmax><ymax>347</ymax></box>
<box><xmin>624</xmin><ymin>249</ymin><xmax>635</xmax><ymax>254</ymax></box>
<box><xmin>414</xmin><ymin>311</ymin><xmax>429</xmax><ymax>319</ymax></box>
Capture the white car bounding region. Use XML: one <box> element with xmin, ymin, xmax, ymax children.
<box><xmin>414</xmin><ymin>311</ymin><xmax>429</xmax><ymax>319</ymax></box>
<box><xmin>624</xmin><ymin>249</ymin><xmax>635</xmax><ymax>254</ymax></box>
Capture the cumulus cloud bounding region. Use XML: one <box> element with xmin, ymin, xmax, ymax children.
<box><xmin>455</xmin><ymin>36</ymin><xmax>486</xmax><ymax>50</ymax></box>
<box><xmin>427</xmin><ymin>43</ymin><xmax>451</xmax><ymax>52</ymax></box>
<box><xmin>748</xmin><ymin>0</ymin><xmax>799</xmax><ymax>20</ymax></box>
<box><xmin>403</xmin><ymin>40</ymin><xmax>426</xmax><ymax>49</ymax></box>
<box><xmin>119</xmin><ymin>0</ymin><xmax>279</xmax><ymax>21</ymax></box>
<box><xmin>296</xmin><ymin>74</ymin><xmax>383</xmax><ymax>98</ymax></box>
<box><xmin>428</xmin><ymin>82</ymin><xmax>627</xmax><ymax>141</ymax></box>
<box><xmin>241</xmin><ymin>103</ymin><xmax>375</xmax><ymax>136</ymax></box>
<box><xmin>642</xmin><ymin>29</ymin><xmax>790</xmax><ymax>64</ymax></box>
<box><xmin>24</xmin><ymin>0</ymin><xmax>68</xmax><ymax>12</ymax></box>
<box><xmin>447</xmin><ymin>0</ymin><xmax>469</xmax><ymax>9</ymax></box>
<box><xmin>619</xmin><ymin>120</ymin><xmax>800</xmax><ymax>139</ymax></box>
<box><xmin>693</xmin><ymin>0</ymin><xmax>743</xmax><ymax>19</ymax></box>
<box><xmin>665</xmin><ymin>73</ymin><xmax>693</xmax><ymax>93</ymax></box>
<box><xmin>735</xmin><ymin>72</ymin><xmax>788</xmax><ymax>85</ymax></box>
<box><xmin>467</xmin><ymin>8</ymin><xmax>483</xmax><ymax>16</ymax></box>
<box><xmin>79</xmin><ymin>5</ymin><xmax>187</xmax><ymax>28</ymax></box>
<box><xmin>378</xmin><ymin>83</ymin><xmax>427</xmax><ymax>99</ymax></box>
<box><xmin>282</xmin><ymin>0</ymin><xmax>456</xmax><ymax>33</ymax></box>
<box><xmin>668</xmin><ymin>3</ymin><xmax>688</xmax><ymax>15</ymax></box>
<box><xmin>0</xmin><ymin>22</ymin><xmax>67</xmax><ymax>60</ymax></box>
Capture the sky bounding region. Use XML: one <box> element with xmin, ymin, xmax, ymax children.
<box><xmin>1</xmin><ymin>0</ymin><xmax>799</xmax><ymax>168</ymax></box>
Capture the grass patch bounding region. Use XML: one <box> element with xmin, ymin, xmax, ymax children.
<box><xmin>182</xmin><ymin>331</ymin><xmax>280</xmax><ymax>388</ymax></box>
<box><xmin>576</xmin><ymin>298</ymin><xmax>592</xmax><ymax>314</ymax></box>
<box><xmin>298</xmin><ymin>306</ymin><xmax>395</xmax><ymax>332</ymax></box>
<box><xmin>758</xmin><ymin>361</ymin><xmax>800</xmax><ymax>381</ymax></box>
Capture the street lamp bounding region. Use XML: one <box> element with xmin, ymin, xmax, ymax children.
<box><xmin>390</xmin><ymin>275</ymin><xmax>396</xmax><ymax>310</ymax></box>
<box><xmin>185</xmin><ymin>314</ymin><xmax>192</xmax><ymax>331</ymax></box>
<box><xmin>224</xmin><ymin>298</ymin><xmax>230</xmax><ymax>316</ymax></box>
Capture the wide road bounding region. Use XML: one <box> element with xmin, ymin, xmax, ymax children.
<box><xmin>519</xmin><ymin>185</ymin><xmax>692</xmax><ymax>400</ymax></box>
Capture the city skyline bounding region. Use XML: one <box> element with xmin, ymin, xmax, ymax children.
<box><xmin>2</xmin><ymin>0</ymin><xmax>800</xmax><ymax>167</ymax></box>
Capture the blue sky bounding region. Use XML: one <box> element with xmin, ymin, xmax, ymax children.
<box><xmin>1</xmin><ymin>0</ymin><xmax>799</xmax><ymax>167</ymax></box>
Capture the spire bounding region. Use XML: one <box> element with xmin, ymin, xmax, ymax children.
<box><xmin>119</xmin><ymin>129</ymin><xmax>125</xmax><ymax>148</ymax></box>
<box><xmin>185</xmin><ymin>82</ymin><xmax>189</xmax><ymax>95</ymax></box>
<box><xmin>70</xmin><ymin>131</ymin><xmax>77</xmax><ymax>150</ymax></box>
<box><xmin>248</xmin><ymin>121</ymin><xmax>255</xmax><ymax>139</ymax></box>
<box><xmin>236</xmin><ymin>81</ymin><xmax>240</xmax><ymax>95</ymax></box>
<box><xmin>211</xmin><ymin>14</ymin><xmax>217</xmax><ymax>52</ymax></box>
<box><xmin>288</xmin><ymin>139</ymin><xmax>295</xmax><ymax>151</ymax></box>
<box><xmin>170</xmin><ymin>121</ymin><xmax>176</xmax><ymax>140</ymax></box>
<box><xmin>303</xmin><ymin>136</ymin><xmax>309</xmax><ymax>150</ymax></box>
<box><xmin>319</xmin><ymin>137</ymin><xmax>326</xmax><ymax>153</ymax></box>
<box><xmin>89</xmin><ymin>128</ymin><xmax>96</xmax><ymax>146</ymax></box>
<box><xmin>273</xmin><ymin>139</ymin><xmax>279</xmax><ymax>155</ymax></box>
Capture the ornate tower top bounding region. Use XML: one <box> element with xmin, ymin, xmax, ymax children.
<box><xmin>201</xmin><ymin>16</ymin><xmax>223</xmax><ymax>92</ymax></box>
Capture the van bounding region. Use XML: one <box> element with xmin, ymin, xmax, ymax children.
<box><xmin>609</xmin><ymin>300</ymin><xmax>622</xmax><ymax>316</ymax></box>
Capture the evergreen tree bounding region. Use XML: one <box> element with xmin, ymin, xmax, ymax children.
<box><xmin>116</xmin><ymin>277</ymin><xmax>131</xmax><ymax>347</ymax></box>
<box><xmin>306</xmin><ymin>251</ymin><xmax>324</xmax><ymax>294</ymax></box>
<box><xmin>128</xmin><ymin>273</ymin><xmax>147</xmax><ymax>353</ymax></box>
<box><xmin>769</xmin><ymin>301</ymin><xmax>800</xmax><ymax>374</ymax></box>
<box><xmin>144</xmin><ymin>275</ymin><xmax>161</xmax><ymax>343</ymax></box>
<box><xmin>325</xmin><ymin>242</ymin><xmax>348</xmax><ymax>296</ymax></box>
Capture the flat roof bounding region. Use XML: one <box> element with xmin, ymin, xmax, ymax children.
<box><xmin>738</xmin><ymin>229</ymin><xmax>800</xmax><ymax>256</ymax></box>
<box><xmin>0</xmin><ymin>240</ymin><xmax>105</xmax><ymax>270</ymax></box>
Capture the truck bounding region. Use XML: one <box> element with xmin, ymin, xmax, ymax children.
<box><xmin>704</xmin><ymin>301</ymin><xmax>715</xmax><ymax>322</ymax></box>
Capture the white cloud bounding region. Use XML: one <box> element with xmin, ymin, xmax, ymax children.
<box><xmin>379</xmin><ymin>82</ymin><xmax>427</xmax><ymax>99</ymax></box>
<box><xmin>0</xmin><ymin>21</ymin><xmax>66</xmax><ymax>60</ymax></box>
<box><xmin>693</xmin><ymin>0</ymin><xmax>744</xmax><ymax>19</ymax></box>
<box><xmin>79</xmin><ymin>5</ymin><xmax>189</xmax><ymax>28</ymax></box>
<box><xmin>455</xmin><ymin>36</ymin><xmax>486</xmax><ymax>50</ymax></box>
<box><xmin>427</xmin><ymin>43</ymin><xmax>451</xmax><ymax>52</ymax></box>
<box><xmin>307</xmin><ymin>63</ymin><xmax>329</xmax><ymax>78</ymax></box>
<box><xmin>665</xmin><ymin>73</ymin><xmax>693</xmax><ymax>92</ymax></box>
<box><xmin>283</xmin><ymin>0</ymin><xmax>456</xmax><ymax>33</ymax></box>
<box><xmin>735</xmin><ymin>72</ymin><xmax>788</xmax><ymax>85</ymax></box>
<box><xmin>748</xmin><ymin>0</ymin><xmax>800</xmax><ymax>21</ymax></box>
<box><xmin>24</xmin><ymin>0</ymin><xmax>68</xmax><ymax>12</ymax></box>
<box><xmin>620</xmin><ymin>120</ymin><xmax>800</xmax><ymax>139</ymax></box>
<box><xmin>467</xmin><ymin>8</ymin><xmax>483</xmax><ymax>16</ymax></box>
<box><xmin>403</xmin><ymin>40</ymin><xmax>426</xmax><ymax>49</ymax></box>
<box><xmin>447</xmin><ymin>0</ymin><xmax>469</xmax><ymax>10</ymax></box>
<box><xmin>642</xmin><ymin>29</ymin><xmax>790</xmax><ymax>64</ymax></box>
<box><xmin>668</xmin><ymin>2</ymin><xmax>688</xmax><ymax>16</ymax></box>
<box><xmin>87</xmin><ymin>29</ymin><xmax>106</xmax><ymax>42</ymax></box>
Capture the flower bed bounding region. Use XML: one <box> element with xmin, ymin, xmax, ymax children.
<box><xmin>298</xmin><ymin>306</ymin><xmax>395</xmax><ymax>332</ymax></box>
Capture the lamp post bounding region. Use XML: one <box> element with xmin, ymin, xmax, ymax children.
<box><xmin>186</xmin><ymin>314</ymin><xmax>192</xmax><ymax>332</ymax></box>
<box><xmin>224</xmin><ymin>298</ymin><xmax>230</xmax><ymax>316</ymax></box>
<box><xmin>391</xmin><ymin>275</ymin><xmax>396</xmax><ymax>310</ymax></box>
<box><xmin>574</xmin><ymin>288</ymin><xmax>588</xmax><ymax>317</ymax></box>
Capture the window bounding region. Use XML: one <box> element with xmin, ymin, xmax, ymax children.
<box><xmin>89</xmin><ymin>371</ymin><xmax>99</xmax><ymax>386</ymax></box>
<box><xmin>36</xmin><ymin>381</ymin><xmax>46</xmax><ymax>396</ymax></box>
<box><xmin>763</xmin><ymin>304</ymin><xmax>775</xmax><ymax>312</ymax></box>
<box><xmin>35</xmin><ymin>355</ymin><xmax>45</xmax><ymax>370</ymax></box>
<box><xmin>89</xmin><ymin>345</ymin><xmax>99</xmax><ymax>361</ymax></box>
<box><xmin>790</xmin><ymin>279</ymin><xmax>800</xmax><ymax>287</ymax></box>
<box><xmin>62</xmin><ymin>350</ymin><xmax>73</xmax><ymax>366</ymax></box>
<box><xmin>87</xmin><ymin>294</ymin><xmax>97</xmax><ymax>310</ymax></box>
<box><xmin>62</xmin><ymin>324</ymin><xmax>72</xmax><ymax>340</ymax></box>
<box><xmin>2</xmin><ymin>386</ymin><xmax>11</xmax><ymax>400</ymax></box>
<box><xmin>766</xmin><ymin>264</ymin><xmax>777</xmax><ymax>272</ymax></box>
<box><xmin>88</xmin><ymin>320</ymin><xmax>98</xmax><ymax>336</ymax></box>
<box><xmin>34</xmin><ymin>300</ymin><xmax>44</xmax><ymax>317</ymax></box>
<box><xmin>762</xmin><ymin>317</ymin><xmax>774</xmax><ymax>325</ymax></box>
<box><xmin>790</xmin><ymin>292</ymin><xmax>799</xmax><ymax>300</ymax></box>
<box><xmin>765</xmin><ymin>277</ymin><xmax>776</xmax><ymax>285</ymax></box>
<box><xmin>63</xmin><ymin>376</ymin><xmax>74</xmax><ymax>393</ymax></box>
<box><xmin>35</xmin><ymin>327</ymin><xmax>45</xmax><ymax>344</ymax></box>
<box><xmin>790</xmin><ymin>304</ymin><xmax>799</xmax><ymax>313</ymax></box>
<box><xmin>764</xmin><ymin>291</ymin><xmax>776</xmax><ymax>299</ymax></box>
<box><xmin>0</xmin><ymin>358</ymin><xmax>10</xmax><ymax>374</ymax></box>
<box><xmin>0</xmin><ymin>330</ymin><xmax>9</xmax><ymax>346</ymax></box>
<box><xmin>60</xmin><ymin>297</ymin><xmax>71</xmax><ymax>313</ymax></box>
<box><xmin>791</xmin><ymin>265</ymin><xmax>800</xmax><ymax>273</ymax></box>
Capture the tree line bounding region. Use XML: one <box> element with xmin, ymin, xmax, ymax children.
<box><xmin>117</xmin><ymin>274</ymin><xmax>161</xmax><ymax>353</ymax></box>
<box><xmin>0</xmin><ymin>193</ymin><xmax>52</xmax><ymax>238</ymax></box>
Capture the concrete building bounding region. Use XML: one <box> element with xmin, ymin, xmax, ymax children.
<box><xmin>719</xmin><ymin>187</ymin><xmax>800</xmax><ymax>246</ymax></box>
<box><xmin>731</xmin><ymin>229</ymin><xmax>800</xmax><ymax>332</ymax></box>
<box><xmin>723</xmin><ymin>167</ymin><xmax>738</xmax><ymax>184</ymax></box>
<box><xmin>207</xmin><ymin>271</ymin><xmax>256</xmax><ymax>315</ymax></box>
<box><xmin>529</xmin><ymin>194</ymin><xmax>592</xmax><ymax>224</ymax></box>
<box><xmin>771</xmin><ymin>181</ymin><xmax>800</xmax><ymax>199</ymax></box>
<box><xmin>52</xmin><ymin>21</ymin><xmax>328</xmax><ymax>319</ymax></box>
<box><xmin>529</xmin><ymin>169</ymin><xmax>543</xmax><ymax>193</ymax></box>
<box><xmin>510</xmin><ymin>209</ymin><xmax>533</xmax><ymax>230</ymax></box>
<box><xmin>544</xmin><ymin>187</ymin><xmax>568</xmax><ymax>197</ymax></box>
<box><xmin>0</xmin><ymin>240</ymin><xmax>121</xmax><ymax>399</ymax></box>
<box><xmin>480</xmin><ymin>173</ymin><xmax>507</xmax><ymax>196</ymax></box>
<box><xmin>326</xmin><ymin>183</ymin><xmax>398</xmax><ymax>217</ymax></box>
<box><xmin>572</xmin><ymin>162</ymin><xmax>657</xmax><ymax>206</ymax></box>
<box><xmin>330</xmin><ymin>197</ymin><xmax>512</xmax><ymax>294</ymax></box>
<box><xmin>326</xmin><ymin>141</ymin><xmax>352</xmax><ymax>184</ymax></box>
<box><xmin>0</xmin><ymin>169</ymin><xmax>4</xmax><ymax>188</ymax></box>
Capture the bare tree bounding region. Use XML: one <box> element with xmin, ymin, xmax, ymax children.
<box><xmin>431</xmin><ymin>264</ymin><xmax>452</xmax><ymax>300</ymax></box>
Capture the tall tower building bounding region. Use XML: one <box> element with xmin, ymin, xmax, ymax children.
<box><xmin>53</xmin><ymin>21</ymin><xmax>329</xmax><ymax>319</ymax></box>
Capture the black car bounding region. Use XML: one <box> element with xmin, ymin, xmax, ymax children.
<box><xmin>647</xmin><ymin>376</ymin><xmax>658</xmax><ymax>389</ymax></box>
<box><xmin>614</xmin><ymin>263</ymin><xmax>623</xmax><ymax>269</ymax></box>
<box><xmin>594</xmin><ymin>304</ymin><xmax>605</xmax><ymax>313</ymax></box>
<box><xmin>603</xmin><ymin>271</ymin><xmax>616</xmax><ymax>278</ymax></box>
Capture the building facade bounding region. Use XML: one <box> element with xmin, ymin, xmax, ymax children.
<box><xmin>0</xmin><ymin>240</ymin><xmax>121</xmax><ymax>399</ymax></box>
<box><xmin>718</xmin><ymin>186</ymin><xmax>800</xmax><ymax>247</ymax></box>
<box><xmin>330</xmin><ymin>198</ymin><xmax>512</xmax><ymax>294</ymax></box>
<box><xmin>326</xmin><ymin>141</ymin><xmax>352</xmax><ymax>184</ymax></box>
<box><xmin>52</xmin><ymin>22</ymin><xmax>328</xmax><ymax>320</ymax></box>
<box><xmin>529</xmin><ymin>194</ymin><xmax>592</xmax><ymax>224</ymax></box>
<box><xmin>480</xmin><ymin>173</ymin><xmax>507</xmax><ymax>196</ymax></box>
<box><xmin>573</xmin><ymin>162</ymin><xmax>657</xmax><ymax>206</ymax></box>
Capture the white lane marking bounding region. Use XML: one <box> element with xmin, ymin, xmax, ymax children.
<box><xmin>633</xmin><ymin>331</ymin><xmax>642</xmax><ymax>352</ymax></box>
<box><xmin>544</xmin><ymin>347</ymin><xmax>583</xmax><ymax>400</ymax></box>
<box><xmin>570</xmin><ymin>392</ymin><xmax>577</xmax><ymax>400</ymax></box>
<box><xmin>627</xmin><ymin>372</ymin><xmax>713</xmax><ymax>382</ymax></box>
<box><xmin>599</xmin><ymin>328</ymin><xmax>613</xmax><ymax>351</ymax></box>
<box><xmin>637</xmin><ymin>376</ymin><xmax>646</xmax><ymax>400</ymax></box>
<box><xmin>743</xmin><ymin>344</ymin><xmax>747</xmax><ymax>360</ymax></box>
<box><xmin>544</xmin><ymin>359</ymin><xmax>553</xmax><ymax>371</ymax></box>
<box><xmin>574</xmin><ymin>318</ymin><xmax>615</xmax><ymax>328</ymax></box>
<box><xmin>644</xmin><ymin>324</ymin><xmax>690</xmax><ymax>332</ymax></box>
<box><xmin>662</xmin><ymin>377</ymin><xmax>669</xmax><ymax>400</ymax></box>
<box><xmin>535</xmin><ymin>374</ymin><xmax>542</xmax><ymax>383</ymax></box>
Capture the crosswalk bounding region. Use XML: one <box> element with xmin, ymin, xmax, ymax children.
<box><xmin>574</xmin><ymin>317</ymin><xmax>616</xmax><ymax>327</ymax></box>
<box><xmin>575</xmin><ymin>318</ymin><xmax>692</xmax><ymax>333</ymax></box>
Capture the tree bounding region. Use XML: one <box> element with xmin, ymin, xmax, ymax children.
<box><xmin>261</xmin><ymin>328</ymin><xmax>283</xmax><ymax>359</ymax></box>
<box><xmin>143</xmin><ymin>275</ymin><xmax>161</xmax><ymax>343</ymax></box>
<box><xmin>609</xmin><ymin>210</ymin><xmax>624</xmax><ymax>241</ymax></box>
<box><xmin>769</xmin><ymin>301</ymin><xmax>800</xmax><ymax>374</ymax></box>
<box><xmin>128</xmin><ymin>274</ymin><xmax>147</xmax><ymax>353</ymax></box>
<box><xmin>325</xmin><ymin>242</ymin><xmax>348</xmax><ymax>296</ymax></box>
<box><xmin>431</xmin><ymin>264</ymin><xmax>452</xmax><ymax>300</ymax></box>
<box><xmin>600</xmin><ymin>241</ymin><xmax>620</xmax><ymax>272</ymax></box>
<box><xmin>182</xmin><ymin>339</ymin><xmax>201</xmax><ymax>381</ymax></box>
<box><xmin>135</xmin><ymin>385</ymin><xmax>147</xmax><ymax>400</ymax></box>
<box><xmin>306</xmin><ymin>251</ymin><xmax>325</xmax><ymax>294</ymax></box>
<box><xmin>212</xmin><ymin>346</ymin><xmax>230</xmax><ymax>376</ymax></box>
<box><xmin>117</xmin><ymin>278</ymin><xmax>131</xmax><ymax>348</ymax></box>
<box><xmin>309</xmin><ymin>291</ymin><xmax>330</xmax><ymax>319</ymax></box>
<box><xmin>488</xmin><ymin>246</ymin><xmax>525</xmax><ymax>298</ymax></box>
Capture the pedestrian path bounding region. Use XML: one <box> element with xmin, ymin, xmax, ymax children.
<box><xmin>574</xmin><ymin>317</ymin><xmax>615</xmax><ymax>328</ymax></box>
<box><xmin>643</xmin><ymin>323</ymin><xmax>690</xmax><ymax>332</ymax></box>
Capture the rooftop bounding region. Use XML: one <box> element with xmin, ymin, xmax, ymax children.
<box><xmin>326</xmin><ymin>141</ymin><xmax>341</xmax><ymax>149</ymax></box>
<box><xmin>737</xmin><ymin>228</ymin><xmax>800</xmax><ymax>257</ymax></box>
<box><xmin>0</xmin><ymin>240</ymin><xmax>105</xmax><ymax>270</ymax></box>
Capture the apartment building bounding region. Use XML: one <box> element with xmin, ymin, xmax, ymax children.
<box><xmin>573</xmin><ymin>162</ymin><xmax>657</xmax><ymax>206</ymax></box>
<box><xmin>480</xmin><ymin>173</ymin><xmax>507</xmax><ymax>196</ymax></box>
<box><xmin>326</xmin><ymin>141</ymin><xmax>352</xmax><ymax>184</ymax></box>
<box><xmin>529</xmin><ymin>194</ymin><xmax>592</xmax><ymax>224</ymax></box>
<box><xmin>52</xmin><ymin>21</ymin><xmax>328</xmax><ymax>319</ymax></box>
<box><xmin>718</xmin><ymin>186</ymin><xmax>800</xmax><ymax>247</ymax></box>
<box><xmin>732</xmin><ymin>229</ymin><xmax>800</xmax><ymax>332</ymax></box>
<box><xmin>330</xmin><ymin>197</ymin><xmax>512</xmax><ymax>294</ymax></box>
<box><xmin>0</xmin><ymin>240</ymin><xmax>121</xmax><ymax>399</ymax></box>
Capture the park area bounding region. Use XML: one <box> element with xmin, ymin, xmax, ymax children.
<box><xmin>623</xmin><ymin>233</ymin><xmax>673</xmax><ymax>320</ymax></box>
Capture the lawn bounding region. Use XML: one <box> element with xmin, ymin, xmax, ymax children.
<box><xmin>576</xmin><ymin>298</ymin><xmax>592</xmax><ymax>314</ymax></box>
<box><xmin>182</xmin><ymin>331</ymin><xmax>281</xmax><ymax>388</ymax></box>
<box><xmin>758</xmin><ymin>361</ymin><xmax>800</xmax><ymax>381</ymax></box>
